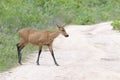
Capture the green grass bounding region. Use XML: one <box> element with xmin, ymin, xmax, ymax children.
<box><xmin>0</xmin><ymin>33</ymin><xmax>37</xmax><ymax>72</ymax></box>
<box><xmin>0</xmin><ymin>0</ymin><xmax>120</xmax><ymax>33</ymax></box>
<box><xmin>0</xmin><ymin>33</ymin><xmax>17</xmax><ymax>71</ymax></box>
<box><xmin>111</xmin><ymin>20</ymin><xmax>120</xmax><ymax>31</ymax></box>
<box><xmin>0</xmin><ymin>0</ymin><xmax>120</xmax><ymax>72</ymax></box>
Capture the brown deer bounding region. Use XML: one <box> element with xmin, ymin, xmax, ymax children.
<box><xmin>16</xmin><ymin>24</ymin><xmax>69</xmax><ymax>66</ymax></box>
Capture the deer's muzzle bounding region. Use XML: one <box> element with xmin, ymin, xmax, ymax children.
<box><xmin>65</xmin><ymin>35</ymin><xmax>69</xmax><ymax>37</ymax></box>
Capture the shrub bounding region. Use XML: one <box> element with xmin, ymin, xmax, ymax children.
<box><xmin>111</xmin><ymin>20</ymin><xmax>120</xmax><ymax>31</ymax></box>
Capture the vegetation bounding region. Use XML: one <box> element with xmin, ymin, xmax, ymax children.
<box><xmin>0</xmin><ymin>33</ymin><xmax>37</xmax><ymax>71</ymax></box>
<box><xmin>111</xmin><ymin>20</ymin><xmax>120</xmax><ymax>31</ymax></box>
<box><xmin>0</xmin><ymin>0</ymin><xmax>120</xmax><ymax>72</ymax></box>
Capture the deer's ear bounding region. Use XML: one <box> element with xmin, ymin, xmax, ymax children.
<box><xmin>56</xmin><ymin>24</ymin><xmax>61</xmax><ymax>28</ymax></box>
<box><xmin>62</xmin><ymin>24</ymin><xmax>66</xmax><ymax>27</ymax></box>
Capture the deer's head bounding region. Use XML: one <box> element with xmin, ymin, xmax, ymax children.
<box><xmin>57</xmin><ymin>24</ymin><xmax>69</xmax><ymax>37</ymax></box>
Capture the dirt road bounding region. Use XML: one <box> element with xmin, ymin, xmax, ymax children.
<box><xmin>1</xmin><ymin>21</ymin><xmax>120</xmax><ymax>80</ymax></box>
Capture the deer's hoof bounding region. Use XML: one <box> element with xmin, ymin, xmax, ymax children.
<box><xmin>55</xmin><ymin>64</ymin><xmax>59</xmax><ymax>66</ymax></box>
<box><xmin>19</xmin><ymin>62</ymin><xmax>22</xmax><ymax>65</ymax></box>
<box><xmin>37</xmin><ymin>63</ymin><xmax>40</xmax><ymax>65</ymax></box>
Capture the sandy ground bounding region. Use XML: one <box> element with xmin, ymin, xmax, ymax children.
<box><xmin>1</xmin><ymin>21</ymin><xmax>120</xmax><ymax>80</ymax></box>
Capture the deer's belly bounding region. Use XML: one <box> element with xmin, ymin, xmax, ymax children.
<box><xmin>28</xmin><ymin>39</ymin><xmax>39</xmax><ymax>45</ymax></box>
<box><xmin>40</xmin><ymin>40</ymin><xmax>53</xmax><ymax>45</ymax></box>
<box><xmin>29</xmin><ymin>37</ymin><xmax>53</xmax><ymax>45</ymax></box>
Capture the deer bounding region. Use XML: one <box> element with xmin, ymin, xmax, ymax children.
<box><xmin>16</xmin><ymin>24</ymin><xmax>69</xmax><ymax>66</ymax></box>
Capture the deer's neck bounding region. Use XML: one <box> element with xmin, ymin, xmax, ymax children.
<box><xmin>49</xmin><ymin>30</ymin><xmax>60</xmax><ymax>39</ymax></box>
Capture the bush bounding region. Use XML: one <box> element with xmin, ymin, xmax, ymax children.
<box><xmin>111</xmin><ymin>20</ymin><xmax>120</xmax><ymax>31</ymax></box>
<box><xmin>0</xmin><ymin>0</ymin><xmax>120</xmax><ymax>33</ymax></box>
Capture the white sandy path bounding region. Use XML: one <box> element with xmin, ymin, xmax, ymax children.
<box><xmin>1</xmin><ymin>21</ymin><xmax>120</xmax><ymax>80</ymax></box>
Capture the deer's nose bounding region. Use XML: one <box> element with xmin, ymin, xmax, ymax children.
<box><xmin>65</xmin><ymin>35</ymin><xmax>69</xmax><ymax>37</ymax></box>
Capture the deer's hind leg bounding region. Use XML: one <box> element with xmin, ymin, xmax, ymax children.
<box><xmin>16</xmin><ymin>42</ymin><xmax>26</xmax><ymax>65</ymax></box>
<box><xmin>36</xmin><ymin>45</ymin><xmax>42</xmax><ymax>65</ymax></box>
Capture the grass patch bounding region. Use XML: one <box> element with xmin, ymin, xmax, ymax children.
<box><xmin>0</xmin><ymin>33</ymin><xmax>17</xmax><ymax>71</ymax></box>
<box><xmin>111</xmin><ymin>20</ymin><xmax>120</xmax><ymax>31</ymax></box>
<box><xmin>0</xmin><ymin>33</ymin><xmax>37</xmax><ymax>72</ymax></box>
